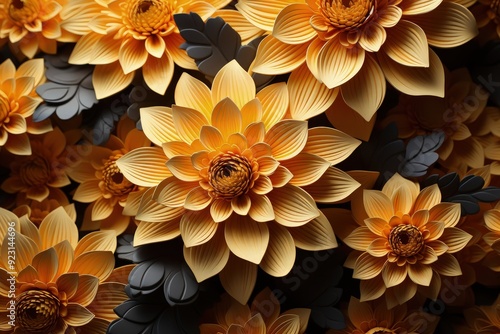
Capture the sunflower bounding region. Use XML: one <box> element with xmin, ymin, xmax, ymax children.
<box><xmin>381</xmin><ymin>68</ymin><xmax>497</xmax><ymax>175</ymax></box>
<box><xmin>67</xmin><ymin>117</ymin><xmax>151</xmax><ymax>235</ymax></box>
<box><xmin>235</xmin><ymin>0</ymin><xmax>477</xmax><ymax>122</ymax></box>
<box><xmin>0</xmin><ymin>0</ymin><xmax>79</xmax><ymax>58</ymax></box>
<box><xmin>62</xmin><ymin>0</ymin><xmax>230</xmax><ymax>99</ymax></box>
<box><xmin>328</xmin><ymin>296</ymin><xmax>439</xmax><ymax>334</ymax></box>
<box><xmin>200</xmin><ymin>288</ymin><xmax>310</xmax><ymax>334</ymax></box>
<box><xmin>0</xmin><ymin>58</ymin><xmax>52</xmax><ymax>156</ymax></box>
<box><xmin>0</xmin><ymin>207</ymin><xmax>128</xmax><ymax>333</ymax></box>
<box><xmin>339</xmin><ymin>173</ymin><xmax>472</xmax><ymax>308</ymax></box>
<box><xmin>1</xmin><ymin>127</ymin><xmax>70</xmax><ymax>202</ymax></box>
<box><xmin>117</xmin><ymin>60</ymin><xmax>360</xmax><ymax>303</ymax></box>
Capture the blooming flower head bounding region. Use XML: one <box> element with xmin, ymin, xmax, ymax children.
<box><xmin>473</xmin><ymin>0</ymin><xmax>500</xmax><ymax>41</ymax></box>
<box><xmin>1</xmin><ymin>127</ymin><xmax>70</xmax><ymax>202</ymax></box>
<box><xmin>200</xmin><ymin>288</ymin><xmax>310</xmax><ymax>334</ymax></box>
<box><xmin>483</xmin><ymin>202</ymin><xmax>500</xmax><ymax>271</ymax></box>
<box><xmin>236</xmin><ymin>0</ymin><xmax>478</xmax><ymax>121</ymax></box>
<box><xmin>0</xmin><ymin>207</ymin><xmax>127</xmax><ymax>333</ymax></box>
<box><xmin>328</xmin><ymin>297</ymin><xmax>439</xmax><ymax>334</ymax></box>
<box><xmin>13</xmin><ymin>188</ymin><xmax>71</xmax><ymax>226</ymax></box>
<box><xmin>342</xmin><ymin>173</ymin><xmax>472</xmax><ymax>307</ymax></box>
<box><xmin>117</xmin><ymin>60</ymin><xmax>361</xmax><ymax>303</ymax></box>
<box><xmin>459</xmin><ymin>294</ymin><xmax>500</xmax><ymax>334</ymax></box>
<box><xmin>67</xmin><ymin>117</ymin><xmax>151</xmax><ymax>235</ymax></box>
<box><xmin>62</xmin><ymin>0</ymin><xmax>231</xmax><ymax>99</ymax></box>
<box><xmin>0</xmin><ymin>0</ymin><xmax>79</xmax><ymax>58</ymax></box>
<box><xmin>382</xmin><ymin>68</ymin><xmax>497</xmax><ymax>175</ymax></box>
<box><xmin>0</xmin><ymin>58</ymin><xmax>52</xmax><ymax>155</ymax></box>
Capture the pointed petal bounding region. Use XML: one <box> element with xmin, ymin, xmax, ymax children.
<box><xmin>64</xmin><ymin>303</ymin><xmax>94</xmax><ymax>327</ymax></box>
<box><xmin>347</xmin><ymin>297</ymin><xmax>373</xmax><ymax>328</ymax></box>
<box><xmin>140</xmin><ymin>106</ymin><xmax>181</xmax><ymax>146</ymax></box>
<box><xmin>93</xmin><ymin>62</ymin><xmax>134</xmax><ymax>99</ymax></box>
<box><xmin>235</xmin><ymin>0</ymin><xmax>291</xmax><ymax>31</ymax></box>
<box><xmin>165</xmin><ymin>32</ymin><xmax>197</xmax><ymax>69</ymax></box>
<box><xmin>382</xmin><ymin>20</ymin><xmax>429</xmax><ymax>67</ymax></box>
<box><xmin>175</xmin><ymin>73</ymin><xmax>212</xmax><ymax>119</ymax></box>
<box><xmin>210</xmin><ymin>199</ymin><xmax>233</xmax><ymax>223</ymax></box>
<box><xmin>256</xmin><ymin>82</ymin><xmax>289</xmax><ymax>130</ymax></box>
<box><xmin>180</xmin><ymin>209</ymin><xmax>219</xmax><ymax>247</ymax></box>
<box><xmin>134</xmin><ymin>219</ymin><xmax>181</xmax><ymax>246</ymax></box>
<box><xmin>135</xmin><ymin>187</ymin><xmax>185</xmax><ymax>222</ymax></box>
<box><xmin>3</xmin><ymin>133</ymin><xmax>31</xmax><ymax>155</ymax></box>
<box><xmin>303</xmin><ymin>127</ymin><xmax>361</xmax><ymax>165</ymax></box>
<box><xmin>70</xmin><ymin>251</ymin><xmax>115</xmax><ymax>282</ymax></box>
<box><xmin>225</xmin><ymin>215</ymin><xmax>269</xmax><ymax>264</ymax></box>
<box><xmin>166</xmin><ymin>155</ymin><xmax>200</xmax><ymax>181</ymax></box>
<box><xmin>428</xmin><ymin>203</ymin><xmax>461</xmax><ymax>228</ymax></box>
<box><xmin>145</xmin><ymin>34</ymin><xmax>165</xmax><ymax>59</ymax></box>
<box><xmin>267</xmin><ymin>184</ymin><xmax>319</xmax><ymax>227</ymax></box>
<box><xmin>212</xmin><ymin>60</ymin><xmax>255</xmax><ymax>109</ymax></box>
<box><xmin>219</xmin><ymin>254</ymin><xmax>257</xmax><ymax>305</ymax></box>
<box><xmin>363</xmin><ymin>190</ymin><xmax>395</xmax><ymax>221</ymax></box>
<box><xmin>116</xmin><ymin>147</ymin><xmax>171</xmax><ymax>187</ymax></box>
<box><xmin>359</xmin><ymin>22</ymin><xmax>387</xmax><ymax>52</ymax></box>
<box><xmin>248</xmin><ymin>192</ymin><xmax>275</xmax><ymax>222</ymax></box>
<box><xmin>407</xmin><ymin>262</ymin><xmax>432</xmax><ymax>286</ymax></box>
<box><xmin>74</xmin><ymin>231</ymin><xmax>117</xmax><ymax>257</ymax></box>
<box><xmin>302</xmin><ymin>166</ymin><xmax>360</xmax><ymax>203</ymax></box>
<box><xmin>288</xmin><ymin>210</ymin><xmax>337</xmax><ymax>250</ymax></box>
<box><xmin>86</xmin><ymin>282</ymin><xmax>128</xmax><ymax>321</ymax></box>
<box><xmin>56</xmin><ymin>273</ymin><xmax>79</xmax><ymax>301</ymax></box>
<box><xmin>260</xmin><ymin>223</ymin><xmax>296</xmax><ymax>277</ymax></box>
<box><xmin>70</xmin><ymin>275</ymin><xmax>99</xmax><ymax>306</ymax></box>
<box><xmin>119</xmin><ymin>38</ymin><xmax>148</xmax><ymax>74</ymax></box>
<box><xmin>142</xmin><ymin>51</ymin><xmax>174</xmax><ymax>95</ymax></box>
<box><xmin>281</xmin><ymin>153</ymin><xmax>330</xmax><ymax>186</ymax></box>
<box><xmin>352</xmin><ymin>252</ymin><xmax>387</xmax><ymax>279</ymax></box>
<box><xmin>399</xmin><ymin>0</ymin><xmax>442</xmax><ymax>15</ymax></box>
<box><xmin>184</xmin><ymin>186</ymin><xmax>212</xmax><ymax>211</ymax></box>
<box><xmin>171</xmin><ymin>105</ymin><xmax>209</xmax><ymax>144</ymax></box>
<box><xmin>39</xmin><ymin>207</ymin><xmax>78</xmax><ymax>250</ymax></box>
<box><xmin>211</xmin><ymin>98</ymin><xmax>243</xmax><ymax>140</ymax></box>
<box><xmin>413</xmin><ymin>184</ymin><xmax>441</xmax><ymax>212</ymax></box>
<box><xmin>344</xmin><ymin>227</ymin><xmax>378</xmax><ymax>251</ymax></box>
<box><xmin>264</xmin><ymin>120</ymin><xmax>308</xmax><ymax>160</ymax></box>
<box><xmin>439</xmin><ymin>227</ymin><xmax>472</xmax><ymax>253</ymax></box>
<box><xmin>32</xmin><ymin>247</ymin><xmax>58</xmax><ymax>282</ymax></box>
<box><xmin>154</xmin><ymin>176</ymin><xmax>198</xmax><ymax>207</ymax></box>
<box><xmin>432</xmin><ymin>253</ymin><xmax>462</xmax><ymax>276</ymax></box>
<box><xmin>382</xmin><ymin>261</ymin><xmax>408</xmax><ymax>288</ymax></box>
<box><xmin>273</xmin><ymin>4</ymin><xmax>316</xmax><ymax>44</ymax></box>
<box><xmin>359</xmin><ymin>275</ymin><xmax>386</xmax><ymax>301</ymax></box>
<box><xmin>252</xmin><ymin>35</ymin><xmax>308</xmax><ymax>75</ymax></box>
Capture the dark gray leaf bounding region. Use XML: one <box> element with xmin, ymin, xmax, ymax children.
<box><xmin>399</xmin><ymin>131</ymin><xmax>445</xmax><ymax>177</ymax></box>
<box><xmin>32</xmin><ymin>104</ymin><xmax>56</xmax><ymax>122</ymax></box>
<box><xmin>36</xmin><ymin>83</ymin><xmax>77</xmax><ymax>102</ymax></box>
<box><xmin>311</xmin><ymin>307</ymin><xmax>345</xmax><ymax>330</ymax></box>
<box><xmin>107</xmin><ymin>318</ymin><xmax>153</xmax><ymax>334</ymax></box>
<box><xmin>471</xmin><ymin>188</ymin><xmax>500</xmax><ymax>202</ymax></box>
<box><xmin>164</xmin><ymin>264</ymin><xmax>199</xmax><ymax>306</ymax></box>
<box><xmin>458</xmin><ymin>175</ymin><xmax>484</xmax><ymax>193</ymax></box>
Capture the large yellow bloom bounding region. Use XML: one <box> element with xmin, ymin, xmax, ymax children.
<box><xmin>0</xmin><ymin>58</ymin><xmax>51</xmax><ymax>156</ymax></box>
<box><xmin>236</xmin><ymin>0</ymin><xmax>477</xmax><ymax>121</ymax></box>
<box><xmin>62</xmin><ymin>0</ymin><xmax>230</xmax><ymax>99</ymax></box>
<box><xmin>200</xmin><ymin>288</ymin><xmax>310</xmax><ymax>334</ymax></box>
<box><xmin>117</xmin><ymin>60</ymin><xmax>360</xmax><ymax>303</ymax></box>
<box><xmin>0</xmin><ymin>207</ymin><xmax>128</xmax><ymax>333</ymax></box>
<box><xmin>0</xmin><ymin>0</ymin><xmax>78</xmax><ymax>58</ymax></box>
<box><xmin>67</xmin><ymin>117</ymin><xmax>150</xmax><ymax>235</ymax></box>
<box><xmin>339</xmin><ymin>173</ymin><xmax>472</xmax><ymax>307</ymax></box>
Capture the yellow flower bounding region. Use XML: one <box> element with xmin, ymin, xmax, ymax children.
<box><xmin>236</xmin><ymin>0</ymin><xmax>477</xmax><ymax>121</ymax></box>
<box><xmin>0</xmin><ymin>207</ymin><xmax>128</xmax><ymax>333</ymax></box>
<box><xmin>67</xmin><ymin>117</ymin><xmax>150</xmax><ymax>235</ymax></box>
<box><xmin>459</xmin><ymin>295</ymin><xmax>500</xmax><ymax>333</ymax></box>
<box><xmin>0</xmin><ymin>58</ymin><xmax>51</xmax><ymax>156</ymax></box>
<box><xmin>13</xmin><ymin>188</ymin><xmax>71</xmax><ymax>226</ymax></box>
<box><xmin>200</xmin><ymin>288</ymin><xmax>310</xmax><ymax>334</ymax></box>
<box><xmin>328</xmin><ymin>297</ymin><xmax>439</xmax><ymax>334</ymax></box>
<box><xmin>62</xmin><ymin>0</ymin><xmax>231</xmax><ymax>99</ymax></box>
<box><xmin>382</xmin><ymin>68</ymin><xmax>498</xmax><ymax>175</ymax></box>
<box><xmin>1</xmin><ymin>127</ymin><xmax>71</xmax><ymax>202</ymax></box>
<box><xmin>340</xmin><ymin>173</ymin><xmax>472</xmax><ymax>307</ymax></box>
<box><xmin>117</xmin><ymin>60</ymin><xmax>361</xmax><ymax>303</ymax></box>
<box><xmin>0</xmin><ymin>0</ymin><xmax>78</xmax><ymax>58</ymax></box>
<box><xmin>483</xmin><ymin>202</ymin><xmax>500</xmax><ymax>270</ymax></box>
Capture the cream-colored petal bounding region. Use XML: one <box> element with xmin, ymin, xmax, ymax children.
<box><xmin>407</xmin><ymin>262</ymin><xmax>433</xmax><ymax>286</ymax></box>
<box><xmin>184</xmin><ymin>229</ymin><xmax>230</xmax><ymax>282</ymax></box>
<box><xmin>364</xmin><ymin>217</ymin><xmax>390</xmax><ymax>237</ymax></box>
<box><xmin>180</xmin><ymin>209</ymin><xmax>218</xmax><ymax>247</ymax></box>
<box><xmin>399</xmin><ymin>0</ymin><xmax>442</xmax><ymax>15</ymax></box>
<box><xmin>267</xmin><ymin>184</ymin><xmax>319</xmax><ymax>227</ymax></box>
<box><xmin>116</xmin><ymin>147</ymin><xmax>171</xmax><ymax>187</ymax></box>
<box><xmin>135</xmin><ymin>188</ymin><xmax>185</xmax><ymax>222</ymax></box>
<box><xmin>378</xmin><ymin>48</ymin><xmax>444</xmax><ymax>97</ymax></box>
<box><xmin>248</xmin><ymin>192</ymin><xmax>275</xmax><ymax>222</ymax></box>
<box><xmin>359</xmin><ymin>22</ymin><xmax>387</xmax><ymax>52</ymax></box>
<box><xmin>4</xmin><ymin>114</ymin><xmax>26</xmax><ymax>135</ymax></box>
<box><xmin>153</xmin><ymin>177</ymin><xmax>198</xmax><ymax>207</ymax></box>
<box><xmin>411</xmin><ymin>210</ymin><xmax>430</xmax><ymax>229</ymax></box>
<box><xmin>231</xmin><ymin>195</ymin><xmax>251</xmax><ymax>216</ymax></box>
<box><xmin>0</xmin><ymin>59</ymin><xmax>16</xmax><ymax>79</ymax></box>
<box><xmin>267</xmin><ymin>314</ymin><xmax>301</xmax><ymax>334</ymax></box>
<box><xmin>219</xmin><ymin>254</ymin><xmax>258</xmax><ymax>305</ymax></box>
<box><xmin>211</xmin><ymin>98</ymin><xmax>243</xmax><ymax>140</ymax></box>
<box><xmin>303</xmin><ymin>127</ymin><xmax>361</xmax><ymax>165</ymax></box>
<box><xmin>134</xmin><ymin>219</ymin><xmax>181</xmax><ymax>246</ymax></box>
<box><xmin>413</xmin><ymin>184</ymin><xmax>441</xmax><ymax>212</ymax></box>
<box><xmin>143</xmin><ymin>52</ymin><xmax>174</xmax><ymax>95</ymax></box>
<box><xmin>140</xmin><ymin>106</ymin><xmax>181</xmax><ymax>146</ymax></box>
<box><xmin>225</xmin><ymin>214</ymin><xmax>269</xmax><ymax>264</ymax></box>
<box><xmin>256</xmin><ymin>82</ymin><xmax>289</xmax><ymax>130</ymax></box>
<box><xmin>214</xmin><ymin>9</ymin><xmax>265</xmax><ymax>45</ymax></box>
<box><xmin>344</xmin><ymin>227</ymin><xmax>378</xmax><ymax>251</ymax></box>
<box><xmin>259</xmin><ymin>223</ymin><xmax>296</xmax><ymax>277</ymax></box>
<box><xmin>68</xmin><ymin>33</ymin><xmax>102</xmax><ymax>64</ymax></box>
<box><xmin>281</xmin><ymin>153</ymin><xmax>329</xmax><ymax>186</ymax></box>
<box><xmin>428</xmin><ymin>203</ymin><xmax>461</xmax><ymax>228</ymax></box>
<box><xmin>273</xmin><ymin>4</ymin><xmax>316</xmax><ymax>44</ymax></box>
<box><xmin>92</xmin><ymin>62</ymin><xmax>134</xmax><ymax>99</ymax></box>
<box><xmin>166</xmin><ymin>155</ymin><xmax>201</xmax><ymax>182</ymax></box>
<box><xmin>485</xmin><ymin>209</ymin><xmax>500</xmax><ymax>231</ymax></box>
<box><xmin>235</xmin><ymin>0</ymin><xmax>293</xmax><ymax>31</ymax></box>
<box><xmin>363</xmin><ymin>190</ymin><xmax>394</xmax><ymax>221</ymax></box>
<box><xmin>288</xmin><ymin>63</ymin><xmax>338</xmax><ymax>120</ymax></box>
<box><xmin>438</xmin><ymin>227</ymin><xmax>472</xmax><ymax>253</ymax></box>
<box><xmin>171</xmin><ymin>105</ymin><xmax>209</xmax><ymax>144</ymax></box>
<box><xmin>241</xmin><ymin>99</ymin><xmax>263</xmax><ymax>131</ymax></box>
<box><xmin>288</xmin><ymin>210</ymin><xmax>337</xmax><ymax>250</ymax></box>
<box><xmin>119</xmin><ymin>38</ymin><xmax>148</xmax><ymax>74</ymax></box>
<box><xmin>377</xmin><ymin>5</ymin><xmax>403</xmax><ymax>27</ymax></box>
<box><xmin>145</xmin><ymin>34</ymin><xmax>166</xmax><ymax>59</ymax></box>
<box><xmin>352</xmin><ymin>252</ymin><xmax>387</xmax><ymax>279</ymax></box>
<box><xmin>432</xmin><ymin>252</ymin><xmax>462</xmax><ymax>276</ymax></box>
<box><xmin>210</xmin><ymin>198</ymin><xmax>233</xmax><ymax>223</ymax></box>
<box><xmin>175</xmin><ymin>73</ymin><xmax>212</xmax><ymax>119</ymax></box>
<box><xmin>316</xmin><ymin>37</ymin><xmax>365</xmax><ymax>89</ymax></box>
<box><xmin>244</xmin><ymin>122</ymin><xmax>265</xmax><ymax>147</ymax></box>
<box><xmin>340</xmin><ymin>53</ymin><xmax>385</xmax><ymax>122</ymax></box>
<box><xmin>409</xmin><ymin>2</ymin><xmax>478</xmax><ymax>48</ymax></box>
<box><xmin>73</xmin><ymin>180</ymin><xmax>102</xmax><ymax>203</ymax></box>
<box><xmin>382</xmin><ymin>262</ymin><xmax>407</xmax><ymax>287</ymax></box>
<box><xmin>3</xmin><ymin>133</ymin><xmax>31</xmax><ymax>155</ymax></box>
<box><xmin>391</xmin><ymin>185</ymin><xmax>413</xmax><ymax>214</ymax></box>
<box><xmin>212</xmin><ymin>60</ymin><xmax>255</xmax><ymax>109</ymax></box>
<box><xmin>252</xmin><ymin>35</ymin><xmax>309</xmax><ymax>75</ymax></box>
<box><xmin>70</xmin><ymin>251</ymin><xmax>114</xmax><ymax>282</ymax></box>
<box><xmin>302</xmin><ymin>167</ymin><xmax>360</xmax><ymax>203</ymax></box>
<box><xmin>264</xmin><ymin>120</ymin><xmax>308</xmax><ymax>160</ymax></box>
<box><xmin>382</xmin><ymin>20</ymin><xmax>429</xmax><ymax>67</ymax></box>
<box><xmin>39</xmin><ymin>207</ymin><xmax>78</xmax><ymax>250</ymax></box>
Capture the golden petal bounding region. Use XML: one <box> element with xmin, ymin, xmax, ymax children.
<box><xmin>55</xmin><ymin>272</ymin><xmax>79</xmax><ymax>301</ymax></box>
<box><xmin>259</xmin><ymin>223</ymin><xmax>295</xmax><ymax>277</ymax></box>
<box><xmin>64</xmin><ymin>303</ymin><xmax>95</xmax><ymax>327</ymax></box>
<box><xmin>68</xmin><ymin>33</ymin><xmax>102</xmax><ymax>64</ymax></box>
<box><xmin>235</xmin><ymin>0</ymin><xmax>292</xmax><ymax>31</ymax></box>
<box><xmin>428</xmin><ymin>203</ymin><xmax>461</xmax><ymax>228</ymax></box>
<box><xmin>399</xmin><ymin>0</ymin><xmax>442</xmax><ymax>15</ymax></box>
<box><xmin>91</xmin><ymin>198</ymin><xmax>114</xmax><ymax>221</ymax></box>
<box><xmin>288</xmin><ymin>63</ymin><xmax>338</xmax><ymax>120</ymax></box>
<box><xmin>219</xmin><ymin>254</ymin><xmax>258</xmax><ymax>305</ymax></box>
<box><xmin>267</xmin><ymin>314</ymin><xmax>301</xmax><ymax>334</ymax></box>
<box><xmin>268</xmin><ymin>165</ymin><xmax>293</xmax><ymax>188</ymax></box>
<box><xmin>409</xmin><ymin>2</ymin><xmax>478</xmax><ymax>48</ymax></box>
<box><xmin>140</xmin><ymin>106</ymin><xmax>181</xmax><ymax>146</ymax></box>
<box><xmin>431</xmin><ymin>252</ymin><xmax>462</xmax><ymax>276</ymax></box>
<box><xmin>377</xmin><ymin>5</ymin><xmax>403</xmax><ymax>27</ymax></box>
<box><xmin>175</xmin><ymin>73</ymin><xmax>212</xmax><ymax>119</ymax></box>
<box><xmin>86</xmin><ymin>282</ymin><xmax>128</xmax><ymax>321</ymax></box>
<box><xmin>231</xmin><ymin>195</ymin><xmax>251</xmax><ymax>216</ymax></box>
<box><xmin>73</xmin><ymin>180</ymin><xmax>101</xmax><ymax>203</ymax></box>
<box><xmin>302</xmin><ymin>167</ymin><xmax>360</xmax><ymax>203</ymax></box>
<box><xmin>183</xmin><ymin>229</ymin><xmax>230</xmax><ymax>282</ymax></box>
<box><xmin>344</xmin><ymin>226</ymin><xmax>378</xmax><ymax>251</ymax></box>
<box><xmin>377</xmin><ymin>48</ymin><xmax>444</xmax><ymax>97</ymax></box>
<box><xmin>382</xmin><ymin>20</ymin><xmax>429</xmax><ymax>67</ymax></box>
<box><xmin>244</xmin><ymin>122</ymin><xmax>265</xmax><ymax>147</ymax></box>
<box><xmin>347</xmin><ymin>297</ymin><xmax>373</xmax><ymax>329</ymax></box>
<box><xmin>256</xmin><ymin>82</ymin><xmax>289</xmax><ymax>130</ymax></box>
<box><xmin>438</xmin><ymin>227</ymin><xmax>472</xmax><ymax>253</ymax></box>
<box><xmin>116</xmin><ymin>147</ymin><xmax>171</xmax><ymax>187</ymax></box>
<box><xmin>144</xmin><ymin>34</ymin><xmax>165</xmax><ymax>59</ymax></box>
<box><xmin>70</xmin><ymin>275</ymin><xmax>99</xmax><ymax>307</ymax></box>
<box><xmin>0</xmin><ymin>59</ymin><xmax>15</xmax><ymax>79</ymax></box>
<box><xmin>288</xmin><ymin>210</ymin><xmax>337</xmax><ymax>250</ymax></box>
<box><xmin>89</xmin><ymin>33</ymin><xmax>122</xmax><ymax>64</ymax></box>
<box><xmin>39</xmin><ymin>207</ymin><xmax>78</xmax><ymax>250</ymax></box>
<box><xmin>18</xmin><ymin>215</ymin><xmax>41</xmax><ymax>248</ymax></box>
<box><xmin>210</xmin><ymin>198</ymin><xmax>233</xmax><ymax>223</ymax></box>
<box><xmin>171</xmin><ymin>105</ymin><xmax>209</xmax><ymax>144</ymax></box>
<box><xmin>359</xmin><ymin>275</ymin><xmax>386</xmax><ymax>301</ymax></box>
<box><xmin>53</xmin><ymin>240</ymin><xmax>74</xmax><ymax>278</ymax></box>
<box><xmin>211</xmin><ymin>98</ymin><xmax>243</xmax><ymax>140</ymax></box>
<box><xmin>165</xmin><ymin>33</ymin><xmax>197</xmax><ymax>70</ymax></box>
<box><xmin>256</xmin><ymin>156</ymin><xmax>280</xmax><ymax>176</ymax></box>
<box><xmin>411</xmin><ymin>210</ymin><xmax>429</xmax><ymax>229</ymax></box>
<box><xmin>32</xmin><ymin>247</ymin><xmax>58</xmax><ymax>282</ymax></box>
<box><xmin>212</xmin><ymin>60</ymin><xmax>255</xmax><ymax>109</ymax></box>
<box><xmin>133</xmin><ymin>219</ymin><xmax>181</xmax><ymax>246</ymax></box>
<box><xmin>225</xmin><ymin>214</ymin><xmax>266</xmax><ymax>265</ymax></box>
<box><xmin>367</xmin><ymin>237</ymin><xmax>390</xmax><ymax>257</ymax></box>
<box><xmin>359</xmin><ymin>22</ymin><xmax>386</xmax><ymax>52</ymax></box>
<box><xmin>74</xmin><ymin>230</ymin><xmax>117</xmax><ymax>257</ymax></box>
<box><xmin>407</xmin><ymin>262</ymin><xmax>433</xmax><ymax>286</ymax></box>
<box><xmin>142</xmin><ymin>52</ymin><xmax>174</xmax><ymax>96</ymax></box>
<box><xmin>381</xmin><ymin>261</ymin><xmax>407</xmax><ymax>287</ymax></box>
<box><xmin>180</xmin><ymin>209</ymin><xmax>218</xmax><ymax>247</ymax></box>
<box><xmin>324</xmin><ymin>97</ymin><xmax>376</xmax><ymax>141</ymax></box>
<box><xmin>390</xmin><ymin>279</ymin><xmax>417</xmax><ymax>305</ymax></box>
<box><xmin>166</xmin><ymin>156</ymin><xmax>201</xmax><ymax>182</ymax></box>
<box><xmin>273</xmin><ymin>4</ymin><xmax>316</xmax><ymax>44</ymax></box>
<box><xmin>214</xmin><ymin>9</ymin><xmax>265</xmax><ymax>45</ymax></box>
<box><xmin>118</xmin><ymin>38</ymin><xmax>148</xmax><ymax>74</ymax></box>
<box><xmin>136</xmin><ymin>187</ymin><xmax>185</xmax><ymax>222</ymax></box>
<box><xmin>280</xmin><ymin>153</ymin><xmax>330</xmax><ymax>187</ymax></box>
<box><xmin>252</xmin><ymin>35</ymin><xmax>309</xmax><ymax>75</ymax></box>
<box><xmin>364</xmin><ymin>217</ymin><xmax>390</xmax><ymax>237</ymax></box>
<box><xmin>93</xmin><ymin>62</ymin><xmax>134</xmax><ymax>99</ymax></box>
<box><xmin>264</xmin><ymin>120</ymin><xmax>308</xmax><ymax>160</ymax></box>
<box><xmin>154</xmin><ymin>177</ymin><xmax>198</xmax><ymax>208</ymax></box>
<box><xmin>352</xmin><ymin>252</ymin><xmax>387</xmax><ymax>279</ymax></box>
<box><xmin>413</xmin><ymin>184</ymin><xmax>441</xmax><ymax>212</ymax></box>
<box><xmin>3</xmin><ymin>133</ymin><xmax>31</xmax><ymax>155</ymax></box>
<box><xmin>247</xmin><ymin>192</ymin><xmax>275</xmax><ymax>222</ymax></box>
<box><xmin>484</xmin><ymin>209</ymin><xmax>500</xmax><ymax>231</ymax></box>
<box><xmin>70</xmin><ymin>251</ymin><xmax>115</xmax><ymax>282</ymax></box>
<box><xmin>267</xmin><ymin>184</ymin><xmax>319</xmax><ymax>227</ymax></box>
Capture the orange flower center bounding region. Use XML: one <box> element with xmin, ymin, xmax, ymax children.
<box><xmin>389</xmin><ymin>224</ymin><xmax>424</xmax><ymax>257</ymax></box>
<box><xmin>18</xmin><ymin>154</ymin><xmax>51</xmax><ymax>187</ymax></box>
<box><xmin>122</xmin><ymin>0</ymin><xmax>176</xmax><ymax>36</ymax></box>
<box><xmin>366</xmin><ymin>328</ymin><xmax>396</xmax><ymax>334</ymax></box>
<box><xmin>319</xmin><ymin>0</ymin><xmax>375</xmax><ymax>30</ymax></box>
<box><xmin>207</xmin><ymin>152</ymin><xmax>255</xmax><ymax>199</ymax></box>
<box><xmin>17</xmin><ymin>290</ymin><xmax>60</xmax><ymax>333</ymax></box>
<box><xmin>102</xmin><ymin>155</ymin><xmax>136</xmax><ymax>197</ymax></box>
<box><xmin>8</xmin><ymin>0</ymin><xmax>39</xmax><ymax>24</ymax></box>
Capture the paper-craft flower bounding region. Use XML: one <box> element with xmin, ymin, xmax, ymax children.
<box><xmin>0</xmin><ymin>207</ymin><xmax>127</xmax><ymax>333</ymax></box>
<box><xmin>342</xmin><ymin>173</ymin><xmax>472</xmax><ymax>307</ymax></box>
<box><xmin>236</xmin><ymin>0</ymin><xmax>477</xmax><ymax>121</ymax></box>
<box><xmin>483</xmin><ymin>203</ymin><xmax>500</xmax><ymax>270</ymax></box>
<box><xmin>63</xmin><ymin>0</ymin><xmax>230</xmax><ymax>99</ymax></box>
<box><xmin>0</xmin><ymin>0</ymin><xmax>78</xmax><ymax>58</ymax></box>
<box><xmin>473</xmin><ymin>0</ymin><xmax>500</xmax><ymax>40</ymax></box>
<box><xmin>458</xmin><ymin>295</ymin><xmax>500</xmax><ymax>333</ymax></box>
<box><xmin>382</xmin><ymin>68</ymin><xmax>497</xmax><ymax>175</ymax></box>
<box><xmin>117</xmin><ymin>60</ymin><xmax>360</xmax><ymax>303</ymax></box>
<box><xmin>0</xmin><ymin>58</ymin><xmax>52</xmax><ymax>155</ymax></box>
<box><xmin>13</xmin><ymin>188</ymin><xmax>71</xmax><ymax>226</ymax></box>
<box><xmin>67</xmin><ymin>117</ymin><xmax>150</xmax><ymax>235</ymax></box>
<box><xmin>1</xmin><ymin>127</ymin><xmax>70</xmax><ymax>202</ymax></box>
<box><xmin>328</xmin><ymin>297</ymin><xmax>439</xmax><ymax>334</ymax></box>
<box><xmin>200</xmin><ymin>288</ymin><xmax>310</xmax><ymax>334</ymax></box>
